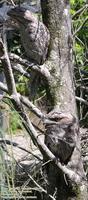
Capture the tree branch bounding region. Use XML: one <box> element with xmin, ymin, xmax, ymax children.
<box><xmin>12</xmin><ymin>64</ymin><xmax>30</xmax><ymax>79</ymax></box>
<box><xmin>9</xmin><ymin>53</ymin><xmax>51</xmax><ymax>80</ymax></box>
<box><xmin>19</xmin><ymin>95</ymin><xmax>44</xmax><ymax>119</ymax></box>
<box><xmin>1</xmin><ymin>26</ymin><xmax>17</xmax><ymax>95</ymax></box>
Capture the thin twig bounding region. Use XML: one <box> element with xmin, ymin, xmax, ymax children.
<box><xmin>19</xmin><ymin>95</ymin><xmax>44</xmax><ymax>119</ymax></box>
<box><xmin>72</xmin><ymin>4</ymin><xmax>88</xmax><ymax>19</ymax></box>
<box><xmin>75</xmin><ymin>36</ymin><xmax>85</xmax><ymax>46</ymax></box>
<box><xmin>0</xmin><ymin>139</ymin><xmax>42</xmax><ymax>161</ymax></box>
<box><xmin>76</xmin><ymin>85</ymin><xmax>88</xmax><ymax>92</ymax></box>
<box><xmin>76</xmin><ymin>78</ymin><xmax>88</xmax><ymax>82</ymax></box>
<box><xmin>73</xmin><ymin>17</ymin><xmax>88</xmax><ymax>36</ymax></box>
<box><xmin>0</xmin><ymin>82</ymin><xmax>44</xmax><ymax>119</ymax></box>
<box><xmin>10</xmin><ymin>0</ymin><xmax>16</xmax><ymax>6</ymax></box>
<box><xmin>76</xmin><ymin>96</ymin><xmax>88</xmax><ymax>106</ymax></box>
<box><xmin>18</xmin><ymin>162</ymin><xmax>56</xmax><ymax>200</ymax></box>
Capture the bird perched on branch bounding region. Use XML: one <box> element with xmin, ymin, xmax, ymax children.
<box><xmin>7</xmin><ymin>6</ymin><xmax>50</xmax><ymax>64</ymax></box>
<box><xmin>45</xmin><ymin>111</ymin><xmax>78</xmax><ymax>164</ymax></box>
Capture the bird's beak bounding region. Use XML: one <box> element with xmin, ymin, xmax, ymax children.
<box><xmin>7</xmin><ymin>7</ymin><xmax>26</xmax><ymax>19</ymax></box>
<box><xmin>7</xmin><ymin>7</ymin><xmax>34</xmax><ymax>24</ymax></box>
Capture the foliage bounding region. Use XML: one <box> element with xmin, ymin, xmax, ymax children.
<box><xmin>16</xmin><ymin>75</ymin><xmax>29</xmax><ymax>96</ymax></box>
<box><xmin>71</xmin><ymin>0</ymin><xmax>88</xmax><ymax>70</ymax></box>
<box><xmin>9</xmin><ymin>110</ymin><xmax>22</xmax><ymax>134</ymax></box>
<box><xmin>70</xmin><ymin>0</ymin><xmax>88</xmax><ymax>126</ymax></box>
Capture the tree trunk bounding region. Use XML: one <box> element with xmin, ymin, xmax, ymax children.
<box><xmin>41</xmin><ymin>0</ymin><xmax>87</xmax><ymax>199</ymax></box>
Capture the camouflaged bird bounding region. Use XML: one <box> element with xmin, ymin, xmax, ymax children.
<box><xmin>7</xmin><ymin>6</ymin><xmax>50</xmax><ymax>64</ymax></box>
<box><xmin>45</xmin><ymin>111</ymin><xmax>77</xmax><ymax>164</ymax></box>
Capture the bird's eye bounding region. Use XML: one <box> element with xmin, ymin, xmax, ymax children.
<box><xmin>50</xmin><ymin>118</ymin><xmax>58</xmax><ymax>122</ymax></box>
<box><xmin>54</xmin><ymin>118</ymin><xmax>59</xmax><ymax>122</ymax></box>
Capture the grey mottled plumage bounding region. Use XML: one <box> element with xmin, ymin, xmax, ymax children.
<box><xmin>7</xmin><ymin>7</ymin><xmax>50</xmax><ymax>64</ymax></box>
<box><xmin>45</xmin><ymin>111</ymin><xmax>77</xmax><ymax>164</ymax></box>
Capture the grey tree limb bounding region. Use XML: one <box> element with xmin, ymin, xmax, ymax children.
<box><xmin>9</xmin><ymin>53</ymin><xmax>51</xmax><ymax>80</ymax></box>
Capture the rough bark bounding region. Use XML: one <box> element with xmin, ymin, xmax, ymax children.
<box><xmin>41</xmin><ymin>0</ymin><xmax>87</xmax><ymax>199</ymax></box>
<box><xmin>41</xmin><ymin>0</ymin><xmax>76</xmax><ymax>114</ymax></box>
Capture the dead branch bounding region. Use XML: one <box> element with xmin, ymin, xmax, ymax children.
<box><xmin>9</xmin><ymin>53</ymin><xmax>35</xmax><ymax>67</ymax></box>
<box><xmin>19</xmin><ymin>95</ymin><xmax>44</xmax><ymax>119</ymax></box>
<box><xmin>12</xmin><ymin>64</ymin><xmax>30</xmax><ymax>79</ymax></box>
<box><xmin>9</xmin><ymin>53</ymin><xmax>51</xmax><ymax>80</ymax></box>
